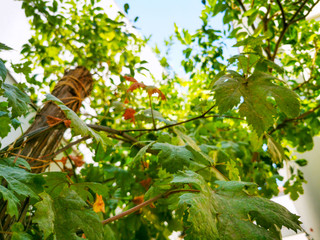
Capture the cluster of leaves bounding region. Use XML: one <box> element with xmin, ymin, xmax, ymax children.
<box><xmin>0</xmin><ymin>0</ymin><xmax>319</xmax><ymax>239</ymax></box>
<box><xmin>0</xmin><ymin>43</ymin><xmax>31</xmax><ymax>148</ymax></box>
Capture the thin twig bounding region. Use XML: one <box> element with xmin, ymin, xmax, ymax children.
<box><xmin>276</xmin><ymin>0</ymin><xmax>286</xmax><ymax>26</ymax></box>
<box><xmin>272</xmin><ymin>0</ymin><xmax>314</xmax><ymax>61</ymax></box>
<box><xmin>269</xmin><ymin>103</ymin><xmax>320</xmax><ymax>134</ymax></box>
<box><xmin>50</xmin><ymin>136</ymin><xmax>91</xmax><ymax>158</ymax></box>
<box><xmin>101</xmin><ymin>189</ymin><xmax>200</xmax><ymax>225</ymax></box>
<box><xmin>235</xmin><ymin>0</ymin><xmax>256</xmax><ymax>31</ymax></box>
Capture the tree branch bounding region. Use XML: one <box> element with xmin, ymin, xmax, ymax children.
<box><xmin>101</xmin><ymin>189</ymin><xmax>200</xmax><ymax>225</ymax></box>
<box><xmin>235</xmin><ymin>0</ymin><xmax>256</xmax><ymax>31</ymax></box>
<box><xmin>272</xmin><ymin>0</ymin><xmax>316</xmax><ymax>61</ymax></box>
<box><xmin>276</xmin><ymin>0</ymin><xmax>287</xmax><ymax>26</ymax></box>
<box><xmin>269</xmin><ymin>103</ymin><xmax>320</xmax><ymax>134</ymax></box>
<box><xmin>294</xmin><ymin>0</ymin><xmax>320</xmax><ymax>22</ymax></box>
<box><xmin>50</xmin><ymin>136</ymin><xmax>91</xmax><ymax>158</ymax></box>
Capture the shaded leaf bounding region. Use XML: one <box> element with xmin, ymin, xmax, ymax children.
<box><xmin>213</xmin><ymin>71</ymin><xmax>300</xmax><ymax>134</ymax></box>
<box><xmin>34</xmin><ymin>189</ymin><xmax>103</xmax><ymax>240</ymax></box>
<box><xmin>172</xmin><ymin>171</ymin><xmax>302</xmax><ymax>240</ymax></box>
<box><xmin>2</xmin><ymin>83</ymin><xmax>31</xmax><ymax>118</ymax></box>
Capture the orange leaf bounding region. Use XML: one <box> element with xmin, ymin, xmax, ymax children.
<box><xmin>69</xmin><ymin>155</ymin><xmax>85</xmax><ymax>167</ymax></box>
<box><xmin>93</xmin><ymin>194</ymin><xmax>105</xmax><ymax>213</ymax></box>
<box><xmin>133</xmin><ymin>195</ymin><xmax>144</xmax><ymax>205</ymax></box>
<box><xmin>123</xmin><ymin>108</ymin><xmax>136</xmax><ymax>123</ymax></box>
<box><xmin>127</xmin><ymin>82</ymin><xmax>146</xmax><ymax>92</ymax></box>
<box><xmin>124</xmin><ymin>97</ymin><xmax>129</xmax><ymax>104</ymax></box>
<box><xmin>141</xmin><ymin>160</ymin><xmax>149</xmax><ymax>169</ymax></box>
<box><xmin>124</xmin><ymin>75</ymin><xmax>138</xmax><ymax>83</ymax></box>
<box><xmin>64</xmin><ymin>120</ymin><xmax>71</xmax><ymax>128</ymax></box>
<box><xmin>56</xmin><ymin>156</ymin><xmax>67</xmax><ymax>165</ymax></box>
<box><xmin>145</xmin><ymin>86</ymin><xmax>166</xmax><ymax>100</ymax></box>
<box><xmin>46</xmin><ymin>115</ymin><xmax>63</xmax><ymax>127</ymax></box>
<box><xmin>139</xmin><ymin>178</ymin><xmax>152</xmax><ymax>190</ymax></box>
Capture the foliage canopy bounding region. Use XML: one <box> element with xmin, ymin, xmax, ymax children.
<box><xmin>1</xmin><ymin>0</ymin><xmax>320</xmax><ymax>239</ymax></box>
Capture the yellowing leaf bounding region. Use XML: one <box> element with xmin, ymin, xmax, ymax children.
<box><xmin>93</xmin><ymin>194</ymin><xmax>105</xmax><ymax>213</ymax></box>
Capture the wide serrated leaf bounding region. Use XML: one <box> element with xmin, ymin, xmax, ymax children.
<box><xmin>2</xmin><ymin>83</ymin><xmax>31</xmax><ymax>118</ymax></box>
<box><xmin>172</xmin><ymin>171</ymin><xmax>302</xmax><ymax>240</ymax></box>
<box><xmin>213</xmin><ymin>71</ymin><xmax>300</xmax><ymax>135</ymax></box>
<box><xmin>151</xmin><ymin>143</ymin><xmax>205</xmax><ymax>173</ymax></box>
<box><xmin>33</xmin><ymin>192</ymin><xmax>55</xmax><ymax>239</ymax></box>
<box><xmin>46</xmin><ymin>94</ymin><xmax>112</xmax><ymax>150</ymax></box>
<box><xmin>0</xmin><ymin>164</ymin><xmax>44</xmax><ymax>200</ymax></box>
<box><xmin>34</xmin><ymin>189</ymin><xmax>103</xmax><ymax>240</ymax></box>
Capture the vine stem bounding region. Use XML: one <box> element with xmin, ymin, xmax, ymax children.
<box><xmin>102</xmin><ymin>189</ymin><xmax>200</xmax><ymax>225</ymax></box>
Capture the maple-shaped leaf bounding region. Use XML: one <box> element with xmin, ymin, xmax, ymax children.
<box><xmin>127</xmin><ymin>82</ymin><xmax>146</xmax><ymax>92</ymax></box>
<box><xmin>2</xmin><ymin>83</ymin><xmax>31</xmax><ymax>118</ymax></box>
<box><xmin>213</xmin><ymin>71</ymin><xmax>300</xmax><ymax>135</ymax></box>
<box><xmin>34</xmin><ymin>189</ymin><xmax>103</xmax><ymax>240</ymax></box>
<box><xmin>123</xmin><ymin>108</ymin><xmax>136</xmax><ymax>123</ymax></box>
<box><xmin>45</xmin><ymin>94</ymin><xmax>113</xmax><ymax>150</ymax></box>
<box><xmin>123</xmin><ymin>75</ymin><xmax>138</xmax><ymax>82</ymax></box>
<box><xmin>0</xmin><ymin>160</ymin><xmax>44</xmax><ymax>217</ymax></box>
<box><xmin>172</xmin><ymin>171</ymin><xmax>302</xmax><ymax>240</ymax></box>
<box><xmin>145</xmin><ymin>86</ymin><xmax>166</xmax><ymax>100</ymax></box>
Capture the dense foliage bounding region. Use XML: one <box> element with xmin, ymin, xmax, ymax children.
<box><xmin>1</xmin><ymin>0</ymin><xmax>320</xmax><ymax>239</ymax></box>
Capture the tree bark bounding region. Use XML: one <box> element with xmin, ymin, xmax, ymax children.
<box><xmin>0</xmin><ymin>66</ymin><xmax>93</xmax><ymax>238</ymax></box>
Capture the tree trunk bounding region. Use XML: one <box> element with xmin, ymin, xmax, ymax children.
<box><xmin>0</xmin><ymin>66</ymin><xmax>93</xmax><ymax>238</ymax></box>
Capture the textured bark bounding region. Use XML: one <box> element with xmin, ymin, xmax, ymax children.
<box><xmin>0</xmin><ymin>66</ymin><xmax>93</xmax><ymax>238</ymax></box>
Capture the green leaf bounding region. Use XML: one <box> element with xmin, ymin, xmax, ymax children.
<box><xmin>213</xmin><ymin>71</ymin><xmax>300</xmax><ymax>134</ymax></box>
<box><xmin>135</xmin><ymin>109</ymin><xmax>174</xmax><ymax>124</ymax></box>
<box><xmin>0</xmin><ymin>114</ymin><xmax>11</xmax><ymax>138</ymax></box>
<box><xmin>173</xmin><ymin>171</ymin><xmax>302</xmax><ymax>240</ymax></box>
<box><xmin>1</xmin><ymin>156</ymin><xmax>31</xmax><ymax>171</ymax></box>
<box><xmin>33</xmin><ymin>192</ymin><xmax>55</xmax><ymax>239</ymax></box>
<box><xmin>45</xmin><ymin>94</ymin><xmax>112</xmax><ymax>149</ymax></box>
<box><xmin>0</xmin><ymin>164</ymin><xmax>44</xmax><ymax>202</ymax></box>
<box><xmin>132</xmin><ymin>141</ymin><xmax>155</xmax><ymax>162</ymax></box>
<box><xmin>2</xmin><ymin>83</ymin><xmax>31</xmax><ymax>118</ymax></box>
<box><xmin>267</xmin><ymin>135</ymin><xmax>286</xmax><ymax>163</ymax></box>
<box><xmin>0</xmin><ymin>59</ymin><xmax>7</xmax><ymax>82</ymax></box>
<box><xmin>34</xmin><ymin>189</ymin><xmax>103</xmax><ymax>240</ymax></box>
<box><xmin>124</xmin><ymin>3</ymin><xmax>129</xmax><ymax>14</ymax></box>
<box><xmin>0</xmin><ymin>42</ymin><xmax>13</xmax><ymax>51</ymax></box>
<box><xmin>70</xmin><ymin>182</ymin><xmax>107</xmax><ymax>202</ymax></box>
<box><xmin>174</xmin><ymin>129</ymin><xmax>201</xmax><ymax>151</ymax></box>
<box><xmin>11</xmin><ymin>222</ymin><xmax>33</xmax><ymax>240</ymax></box>
<box><xmin>151</xmin><ymin>143</ymin><xmax>205</xmax><ymax>173</ymax></box>
<box><xmin>41</xmin><ymin>172</ymin><xmax>69</xmax><ymax>198</ymax></box>
<box><xmin>0</xmin><ymin>185</ymin><xmax>20</xmax><ymax>217</ymax></box>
